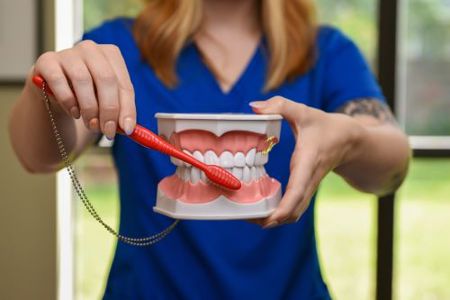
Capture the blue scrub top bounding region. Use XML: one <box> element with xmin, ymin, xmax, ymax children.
<box><xmin>82</xmin><ymin>18</ymin><xmax>384</xmax><ymax>300</ymax></box>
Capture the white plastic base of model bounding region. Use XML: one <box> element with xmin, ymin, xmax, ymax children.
<box><xmin>155</xmin><ymin>113</ymin><xmax>282</xmax><ymax>138</ymax></box>
<box><xmin>154</xmin><ymin>187</ymin><xmax>282</xmax><ymax>220</ymax></box>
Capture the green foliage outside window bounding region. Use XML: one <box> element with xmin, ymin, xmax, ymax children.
<box><xmin>84</xmin><ymin>0</ymin><xmax>143</xmax><ymax>31</ymax></box>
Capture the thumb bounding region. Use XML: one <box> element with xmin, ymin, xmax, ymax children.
<box><xmin>249</xmin><ymin>96</ymin><xmax>303</xmax><ymax>122</ymax></box>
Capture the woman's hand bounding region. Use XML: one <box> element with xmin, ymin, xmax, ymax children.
<box><xmin>33</xmin><ymin>40</ymin><xmax>136</xmax><ymax>139</ymax></box>
<box><xmin>250</xmin><ymin>96</ymin><xmax>364</xmax><ymax>228</ymax></box>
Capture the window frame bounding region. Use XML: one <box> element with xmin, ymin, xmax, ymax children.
<box><xmin>55</xmin><ymin>1</ymin><xmax>84</xmax><ymax>300</ymax></box>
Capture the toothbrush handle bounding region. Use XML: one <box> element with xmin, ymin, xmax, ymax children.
<box><xmin>123</xmin><ymin>126</ymin><xmax>241</xmax><ymax>190</ymax></box>
<box><xmin>127</xmin><ymin>125</ymin><xmax>205</xmax><ymax>170</ymax></box>
<box><xmin>33</xmin><ymin>75</ymin><xmax>241</xmax><ymax>190</ymax></box>
<box><xmin>32</xmin><ymin>75</ymin><xmax>203</xmax><ymax>169</ymax></box>
<box><xmin>32</xmin><ymin>75</ymin><xmax>53</xmax><ymax>95</ymax></box>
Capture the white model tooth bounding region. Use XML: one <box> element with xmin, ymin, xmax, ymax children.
<box><xmin>243</xmin><ymin>166</ymin><xmax>251</xmax><ymax>183</ymax></box>
<box><xmin>193</xmin><ymin>150</ymin><xmax>204</xmax><ymax>163</ymax></box>
<box><xmin>170</xmin><ymin>156</ymin><xmax>183</xmax><ymax>166</ymax></box>
<box><xmin>182</xmin><ymin>150</ymin><xmax>192</xmax><ymax>167</ymax></box>
<box><xmin>220</xmin><ymin>151</ymin><xmax>234</xmax><ymax>168</ymax></box>
<box><xmin>255</xmin><ymin>152</ymin><xmax>263</xmax><ymax>166</ymax></box>
<box><xmin>246</xmin><ymin>148</ymin><xmax>256</xmax><ymax>166</ymax></box>
<box><xmin>191</xmin><ymin>167</ymin><xmax>201</xmax><ymax>183</ymax></box>
<box><xmin>232</xmin><ymin>167</ymin><xmax>243</xmax><ymax>181</ymax></box>
<box><xmin>257</xmin><ymin>166</ymin><xmax>265</xmax><ymax>178</ymax></box>
<box><xmin>175</xmin><ymin>167</ymin><xmax>181</xmax><ymax>177</ymax></box>
<box><xmin>200</xmin><ymin>171</ymin><xmax>207</xmax><ymax>181</ymax></box>
<box><xmin>181</xmin><ymin>167</ymin><xmax>191</xmax><ymax>181</ymax></box>
<box><xmin>261</xmin><ymin>167</ymin><xmax>267</xmax><ymax>176</ymax></box>
<box><xmin>250</xmin><ymin>166</ymin><xmax>257</xmax><ymax>180</ymax></box>
<box><xmin>234</xmin><ymin>152</ymin><xmax>246</xmax><ymax>167</ymax></box>
<box><xmin>204</xmin><ymin>150</ymin><xmax>219</xmax><ymax>165</ymax></box>
<box><xmin>179</xmin><ymin>168</ymin><xmax>186</xmax><ymax>181</ymax></box>
<box><xmin>255</xmin><ymin>166</ymin><xmax>260</xmax><ymax>178</ymax></box>
<box><xmin>184</xmin><ymin>168</ymin><xmax>191</xmax><ymax>181</ymax></box>
<box><xmin>261</xmin><ymin>153</ymin><xmax>269</xmax><ymax>165</ymax></box>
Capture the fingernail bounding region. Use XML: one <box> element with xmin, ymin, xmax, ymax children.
<box><xmin>70</xmin><ymin>107</ymin><xmax>80</xmax><ymax>119</ymax></box>
<box><xmin>89</xmin><ymin>118</ymin><xmax>100</xmax><ymax>131</ymax></box>
<box><xmin>264</xmin><ymin>221</ymin><xmax>279</xmax><ymax>229</ymax></box>
<box><xmin>123</xmin><ymin>117</ymin><xmax>135</xmax><ymax>135</ymax></box>
<box><xmin>104</xmin><ymin>121</ymin><xmax>117</xmax><ymax>140</ymax></box>
<box><xmin>249</xmin><ymin>101</ymin><xmax>266</xmax><ymax>108</ymax></box>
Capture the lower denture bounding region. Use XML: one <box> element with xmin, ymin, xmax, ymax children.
<box><xmin>159</xmin><ymin>175</ymin><xmax>281</xmax><ymax>203</ymax></box>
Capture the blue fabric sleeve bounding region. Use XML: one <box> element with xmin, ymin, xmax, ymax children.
<box><xmin>320</xmin><ymin>27</ymin><xmax>385</xmax><ymax>112</ymax></box>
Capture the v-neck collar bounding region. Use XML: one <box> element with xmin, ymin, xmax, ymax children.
<box><xmin>190</xmin><ymin>39</ymin><xmax>263</xmax><ymax>97</ymax></box>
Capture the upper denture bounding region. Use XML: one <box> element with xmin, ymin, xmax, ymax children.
<box><xmin>167</xmin><ymin>130</ymin><xmax>271</xmax><ymax>154</ymax></box>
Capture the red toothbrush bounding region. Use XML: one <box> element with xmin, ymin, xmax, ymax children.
<box><xmin>32</xmin><ymin>75</ymin><xmax>241</xmax><ymax>190</ymax></box>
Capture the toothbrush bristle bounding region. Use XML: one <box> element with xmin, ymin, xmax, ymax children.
<box><xmin>205</xmin><ymin>165</ymin><xmax>241</xmax><ymax>190</ymax></box>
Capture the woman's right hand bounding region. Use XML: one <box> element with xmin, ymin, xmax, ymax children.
<box><xmin>32</xmin><ymin>40</ymin><xmax>136</xmax><ymax>139</ymax></box>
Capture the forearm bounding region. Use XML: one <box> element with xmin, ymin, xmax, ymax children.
<box><xmin>335</xmin><ymin>119</ymin><xmax>410</xmax><ymax>196</ymax></box>
<box><xmin>334</xmin><ymin>99</ymin><xmax>411</xmax><ymax>196</ymax></box>
<box><xmin>8</xmin><ymin>72</ymin><xmax>78</xmax><ymax>173</ymax></box>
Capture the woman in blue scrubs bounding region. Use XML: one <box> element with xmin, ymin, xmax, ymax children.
<box><xmin>10</xmin><ymin>0</ymin><xmax>410</xmax><ymax>299</ymax></box>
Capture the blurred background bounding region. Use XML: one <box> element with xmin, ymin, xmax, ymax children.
<box><xmin>1</xmin><ymin>0</ymin><xmax>449</xmax><ymax>299</ymax></box>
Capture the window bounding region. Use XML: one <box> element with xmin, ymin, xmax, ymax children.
<box><xmin>316</xmin><ymin>1</ymin><xmax>379</xmax><ymax>298</ymax></box>
<box><xmin>317</xmin><ymin>0</ymin><xmax>378</xmax><ymax>63</ymax></box>
<box><xmin>395</xmin><ymin>158</ymin><xmax>450</xmax><ymax>299</ymax></box>
<box><xmin>83</xmin><ymin>0</ymin><xmax>142</xmax><ymax>31</ymax></box>
<box><xmin>394</xmin><ymin>0</ymin><xmax>450</xmax><ymax>298</ymax></box>
<box><xmin>398</xmin><ymin>0</ymin><xmax>450</xmax><ymax>136</ymax></box>
<box><xmin>75</xmin><ymin>151</ymin><xmax>119</xmax><ymax>300</ymax></box>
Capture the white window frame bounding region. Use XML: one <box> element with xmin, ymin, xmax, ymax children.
<box><xmin>55</xmin><ymin>1</ymin><xmax>83</xmax><ymax>300</ymax></box>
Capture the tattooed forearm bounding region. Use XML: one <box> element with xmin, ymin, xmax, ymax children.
<box><xmin>335</xmin><ymin>98</ymin><xmax>409</xmax><ymax>195</ymax></box>
<box><xmin>336</xmin><ymin>98</ymin><xmax>397</xmax><ymax>125</ymax></box>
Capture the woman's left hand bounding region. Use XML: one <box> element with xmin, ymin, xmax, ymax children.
<box><xmin>249</xmin><ymin>96</ymin><xmax>363</xmax><ymax>228</ymax></box>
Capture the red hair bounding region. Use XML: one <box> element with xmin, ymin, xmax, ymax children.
<box><xmin>134</xmin><ymin>0</ymin><xmax>317</xmax><ymax>91</ymax></box>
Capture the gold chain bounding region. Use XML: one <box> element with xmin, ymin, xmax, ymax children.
<box><xmin>40</xmin><ymin>82</ymin><xmax>178</xmax><ymax>246</ymax></box>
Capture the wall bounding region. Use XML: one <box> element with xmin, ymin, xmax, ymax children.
<box><xmin>0</xmin><ymin>0</ymin><xmax>57</xmax><ymax>299</ymax></box>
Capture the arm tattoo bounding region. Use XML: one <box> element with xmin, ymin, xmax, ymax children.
<box><xmin>336</xmin><ymin>98</ymin><xmax>397</xmax><ymax>125</ymax></box>
<box><xmin>337</xmin><ymin>98</ymin><xmax>408</xmax><ymax>194</ymax></box>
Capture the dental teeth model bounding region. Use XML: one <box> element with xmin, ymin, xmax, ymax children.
<box><xmin>154</xmin><ymin>113</ymin><xmax>283</xmax><ymax>220</ymax></box>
